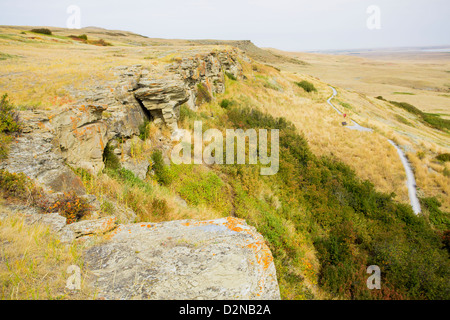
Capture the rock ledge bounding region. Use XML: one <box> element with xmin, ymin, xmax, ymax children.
<box><xmin>84</xmin><ymin>217</ymin><xmax>281</xmax><ymax>300</ymax></box>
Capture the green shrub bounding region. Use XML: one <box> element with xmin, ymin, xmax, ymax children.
<box><xmin>421</xmin><ymin>197</ymin><xmax>450</xmax><ymax>231</ymax></box>
<box><xmin>179</xmin><ymin>104</ymin><xmax>200</xmax><ymax>123</ymax></box>
<box><xmin>422</xmin><ymin>114</ymin><xmax>450</xmax><ymax>131</ymax></box>
<box><xmin>219</xmin><ymin>99</ymin><xmax>235</xmax><ymax>109</ymax></box>
<box><xmin>389</xmin><ymin>101</ymin><xmax>422</xmax><ymax>116</ymax></box>
<box><xmin>151</xmin><ymin>150</ymin><xmax>172</xmax><ymax>185</ymax></box>
<box><xmin>0</xmin><ymin>94</ymin><xmax>21</xmax><ymax>160</ymax></box>
<box><xmin>0</xmin><ymin>94</ymin><xmax>22</xmax><ymax>134</ymax></box>
<box><xmin>90</xmin><ymin>39</ymin><xmax>111</xmax><ymax>46</ymax></box>
<box><xmin>107</xmin><ymin>167</ymin><xmax>152</xmax><ymax>193</ymax></box>
<box><xmin>294</xmin><ymin>80</ymin><xmax>317</xmax><ymax>93</ymax></box>
<box><xmin>178</xmin><ymin>171</ymin><xmax>224</xmax><ymax>206</ymax></box>
<box><xmin>0</xmin><ymin>170</ymin><xmax>30</xmax><ymax>199</ymax></box>
<box><xmin>138</xmin><ymin>120</ymin><xmax>150</xmax><ymax>140</ymax></box>
<box><xmin>340</xmin><ymin>102</ymin><xmax>352</xmax><ymax>110</ymax></box>
<box><xmin>0</xmin><ymin>170</ymin><xmax>43</xmax><ymax>205</ymax></box>
<box><xmin>151</xmin><ymin>198</ymin><xmax>169</xmax><ymax>218</ymax></box>
<box><xmin>225</xmin><ymin>72</ymin><xmax>237</xmax><ymax>81</ymax></box>
<box><xmin>69</xmin><ymin>35</ymin><xmax>88</xmax><ymax>42</ymax></box>
<box><xmin>30</xmin><ymin>28</ymin><xmax>52</xmax><ymax>35</ymax></box>
<box><xmin>100</xmin><ymin>199</ymin><xmax>115</xmax><ymax>216</ymax></box>
<box><xmin>436</xmin><ymin>153</ymin><xmax>450</xmax><ymax>162</ymax></box>
<box><xmin>103</xmin><ymin>143</ymin><xmax>121</xmax><ymax>171</ymax></box>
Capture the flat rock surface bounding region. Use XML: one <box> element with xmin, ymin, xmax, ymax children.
<box><xmin>84</xmin><ymin>217</ymin><xmax>281</xmax><ymax>300</ymax></box>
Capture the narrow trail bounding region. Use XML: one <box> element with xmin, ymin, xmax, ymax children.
<box><xmin>326</xmin><ymin>85</ymin><xmax>422</xmax><ymax>215</ymax></box>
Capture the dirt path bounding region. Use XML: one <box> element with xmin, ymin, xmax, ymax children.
<box><xmin>327</xmin><ymin>86</ymin><xmax>421</xmax><ymax>214</ymax></box>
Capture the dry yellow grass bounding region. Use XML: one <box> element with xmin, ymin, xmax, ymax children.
<box><xmin>0</xmin><ymin>26</ymin><xmax>222</xmax><ymax>109</ymax></box>
<box><xmin>268</xmin><ymin>47</ymin><xmax>450</xmax><ymax>115</ymax></box>
<box><xmin>0</xmin><ymin>206</ymin><xmax>92</xmax><ymax>299</ymax></box>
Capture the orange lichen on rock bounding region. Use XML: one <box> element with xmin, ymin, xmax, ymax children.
<box><xmin>181</xmin><ymin>217</ymin><xmax>274</xmax><ymax>272</ymax></box>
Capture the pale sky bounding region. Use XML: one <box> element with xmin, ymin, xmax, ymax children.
<box><xmin>0</xmin><ymin>0</ymin><xmax>449</xmax><ymax>51</ymax></box>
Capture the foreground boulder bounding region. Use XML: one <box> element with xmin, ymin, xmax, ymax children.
<box><xmin>84</xmin><ymin>217</ymin><xmax>281</xmax><ymax>300</ymax></box>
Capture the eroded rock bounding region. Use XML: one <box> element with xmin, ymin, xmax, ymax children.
<box><xmin>84</xmin><ymin>217</ymin><xmax>280</xmax><ymax>300</ymax></box>
<box><xmin>50</xmin><ymin>105</ymin><xmax>108</xmax><ymax>175</ymax></box>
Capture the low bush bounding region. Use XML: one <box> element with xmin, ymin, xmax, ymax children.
<box><xmin>138</xmin><ymin>120</ymin><xmax>150</xmax><ymax>140</ymax></box>
<box><xmin>0</xmin><ymin>94</ymin><xmax>22</xmax><ymax>159</ymax></box>
<box><xmin>151</xmin><ymin>150</ymin><xmax>172</xmax><ymax>185</ymax></box>
<box><xmin>436</xmin><ymin>153</ymin><xmax>450</xmax><ymax>162</ymax></box>
<box><xmin>219</xmin><ymin>99</ymin><xmax>235</xmax><ymax>109</ymax></box>
<box><xmin>390</xmin><ymin>101</ymin><xmax>423</xmax><ymax>116</ymax></box>
<box><xmin>225</xmin><ymin>72</ymin><xmax>237</xmax><ymax>81</ymax></box>
<box><xmin>103</xmin><ymin>143</ymin><xmax>121</xmax><ymax>171</ymax></box>
<box><xmin>0</xmin><ymin>170</ymin><xmax>41</xmax><ymax>202</ymax></box>
<box><xmin>422</xmin><ymin>113</ymin><xmax>450</xmax><ymax>131</ymax></box>
<box><xmin>0</xmin><ymin>94</ymin><xmax>21</xmax><ymax>134</ymax></box>
<box><xmin>221</xmin><ymin>102</ymin><xmax>450</xmax><ymax>299</ymax></box>
<box><xmin>90</xmin><ymin>39</ymin><xmax>111</xmax><ymax>46</ymax></box>
<box><xmin>30</xmin><ymin>28</ymin><xmax>52</xmax><ymax>35</ymax></box>
<box><xmin>294</xmin><ymin>80</ymin><xmax>317</xmax><ymax>93</ymax></box>
<box><xmin>45</xmin><ymin>192</ymin><xmax>91</xmax><ymax>224</ymax></box>
<box><xmin>421</xmin><ymin>197</ymin><xmax>450</xmax><ymax>231</ymax></box>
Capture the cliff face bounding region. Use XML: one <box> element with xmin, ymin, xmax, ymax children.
<box><xmin>1</xmin><ymin>48</ymin><xmax>245</xmax><ymax>186</ymax></box>
<box><xmin>0</xmin><ymin>48</ymin><xmax>281</xmax><ymax>300</ymax></box>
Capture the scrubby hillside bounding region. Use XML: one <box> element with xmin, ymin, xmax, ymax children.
<box><xmin>0</xmin><ymin>26</ymin><xmax>449</xmax><ymax>300</ymax></box>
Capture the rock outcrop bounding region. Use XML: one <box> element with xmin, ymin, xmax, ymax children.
<box><xmin>2</xmin><ymin>48</ymin><xmax>245</xmax><ymax>182</ymax></box>
<box><xmin>49</xmin><ymin>104</ymin><xmax>108</xmax><ymax>174</ymax></box>
<box><xmin>0</xmin><ymin>48</ymin><xmax>283</xmax><ymax>300</ymax></box>
<box><xmin>84</xmin><ymin>217</ymin><xmax>280</xmax><ymax>300</ymax></box>
<box><xmin>0</xmin><ymin>204</ymin><xmax>117</xmax><ymax>244</ymax></box>
<box><xmin>133</xmin><ymin>49</ymin><xmax>244</xmax><ymax>133</ymax></box>
<box><xmin>0</xmin><ymin>110</ymin><xmax>86</xmax><ymax>195</ymax></box>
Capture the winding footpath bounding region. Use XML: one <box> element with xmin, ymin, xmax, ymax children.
<box><xmin>326</xmin><ymin>86</ymin><xmax>421</xmax><ymax>214</ymax></box>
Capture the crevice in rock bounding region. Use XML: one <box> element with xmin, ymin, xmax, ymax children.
<box><xmin>134</xmin><ymin>94</ymin><xmax>153</xmax><ymax>122</ymax></box>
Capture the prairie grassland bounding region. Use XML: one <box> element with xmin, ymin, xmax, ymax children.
<box><xmin>0</xmin><ymin>205</ymin><xmax>92</xmax><ymax>299</ymax></box>
<box><xmin>268</xmin><ymin>48</ymin><xmax>450</xmax><ymax>115</ymax></box>
<box><xmin>0</xmin><ymin>26</ymin><xmax>220</xmax><ymax>109</ymax></box>
<box><xmin>257</xmin><ymin>50</ymin><xmax>450</xmax><ymax>212</ymax></box>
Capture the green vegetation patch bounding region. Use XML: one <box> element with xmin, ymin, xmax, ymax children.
<box><xmin>0</xmin><ymin>94</ymin><xmax>22</xmax><ymax>160</ymax></box>
<box><xmin>436</xmin><ymin>153</ymin><xmax>450</xmax><ymax>162</ymax></box>
<box><xmin>294</xmin><ymin>80</ymin><xmax>317</xmax><ymax>93</ymax></box>
<box><xmin>389</xmin><ymin>100</ymin><xmax>450</xmax><ymax>132</ymax></box>
<box><xmin>225</xmin><ymin>71</ymin><xmax>237</xmax><ymax>81</ymax></box>
<box><xmin>30</xmin><ymin>28</ymin><xmax>52</xmax><ymax>35</ymax></box>
<box><xmin>393</xmin><ymin>92</ymin><xmax>415</xmax><ymax>95</ymax></box>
